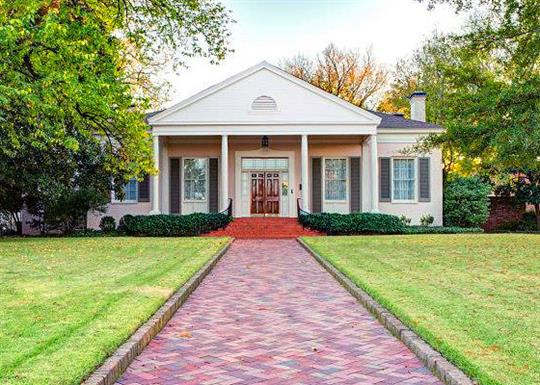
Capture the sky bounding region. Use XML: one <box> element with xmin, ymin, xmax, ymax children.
<box><xmin>161</xmin><ymin>0</ymin><xmax>467</xmax><ymax>106</ymax></box>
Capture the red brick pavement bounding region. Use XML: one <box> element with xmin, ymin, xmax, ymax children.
<box><xmin>115</xmin><ymin>240</ymin><xmax>442</xmax><ymax>385</ymax></box>
<box><xmin>206</xmin><ymin>218</ymin><xmax>323</xmax><ymax>238</ymax></box>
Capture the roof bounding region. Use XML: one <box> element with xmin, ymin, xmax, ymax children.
<box><xmin>147</xmin><ymin>61</ymin><xmax>382</xmax><ymax>126</ymax></box>
<box><xmin>369</xmin><ymin>111</ymin><xmax>442</xmax><ymax>129</ymax></box>
<box><xmin>145</xmin><ymin>60</ymin><xmax>442</xmax><ymax>131</ymax></box>
<box><xmin>145</xmin><ymin>108</ymin><xmax>443</xmax><ymax>130</ymax></box>
<box><xmin>144</xmin><ymin>109</ymin><xmax>164</xmax><ymax>123</ymax></box>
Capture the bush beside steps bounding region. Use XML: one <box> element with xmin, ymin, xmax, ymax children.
<box><xmin>299</xmin><ymin>212</ymin><xmax>482</xmax><ymax>235</ymax></box>
<box><xmin>117</xmin><ymin>212</ymin><xmax>232</xmax><ymax>237</ymax></box>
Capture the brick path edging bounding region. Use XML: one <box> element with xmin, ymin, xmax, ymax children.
<box><xmin>297</xmin><ymin>238</ymin><xmax>475</xmax><ymax>385</ymax></box>
<box><xmin>83</xmin><ymin>239</ymin><xmax>233</xmax><ymax>385</ymax></box>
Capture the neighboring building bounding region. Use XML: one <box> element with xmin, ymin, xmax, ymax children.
<box><xmin>87</xmin><ymin>61</ymin><xmax>444</xmax><ymax>228</ymax></box>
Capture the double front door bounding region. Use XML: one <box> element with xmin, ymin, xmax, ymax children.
<box><xmin>250</xmin><ymin>172</ymin><xmax>280</xmax><ymax>215</ymax></box>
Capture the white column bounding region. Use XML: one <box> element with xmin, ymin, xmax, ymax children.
<box><xmin>369</xmin><ymin>134</ymin><xmax>379</xmax><ymax>212</ymax></box>
<box><xmin>221</xmin><ymin>135</ymin><xmax>229</xmax><ymax>211</ymax></box>
<box><xmin>150</xmin><ymin>134</ymin><xmax>160</xmax><ymax>214</ymax></box>
<box><xmin>301</xmin><ymin>134</ymin><xmax>309</xmax><ymax>211</ymax></box>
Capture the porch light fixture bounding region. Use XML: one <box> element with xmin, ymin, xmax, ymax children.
<box><xmin>261</xmin><ymin>135</ymin><xmax>269</xmax><ymax>148</ymax></box>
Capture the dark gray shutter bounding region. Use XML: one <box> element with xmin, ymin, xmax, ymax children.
<box><xmin>209</xmin><ymin>158</ymin><xmax>219</xmax><ymax>213</ymax></box>
<box><xmin>418</xmin><ymin>157</ymin><xmax>431</xmax><ymax>202</ymax></box>
<box><xmin>379</xmin><ymin>157</ymin><xmax>391</xmax><ymax>202</ymax></box>
<box><xmin>311</xmin><ymin>158</ymin><xmax>322</xmax><ymax>213</ymax></box>
<box><xmin>138</xmin><ymin>175</ymin><xmax>150</xmax><ymax>202</ymax></box>
<box><xmin>350</xmin><ymin>157</ymin><xmax>361</xmax><ymax>212</ymax></box>
<box><xmin>170</xmin><ymin>158</ymin><xmax>181</xmax><ymax>214</ymax></box>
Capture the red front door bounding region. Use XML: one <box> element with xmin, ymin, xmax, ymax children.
<box><xmin>251</xmin><ymin>172</ymin><xmax>280</xmax><ymax>215</ymax></box>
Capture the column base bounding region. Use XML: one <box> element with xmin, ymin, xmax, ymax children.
<box><xmin>370</xmin><ymin>208</ymin><xmax>379</xmax><ymax>213</ymax></box>
<box><xmin>149</xmin><ymin>209</ymin><xmax>161</xmax><ymax>215</ymax></box>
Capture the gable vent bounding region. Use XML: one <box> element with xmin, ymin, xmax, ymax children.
<box><xmin>251</xmin><ymin>95</ymin><xmax>277</xmax><ymax>111</ymax></box>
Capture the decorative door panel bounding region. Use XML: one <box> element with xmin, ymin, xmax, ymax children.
<box><xmin>250</xmin><ymin>172</ymin><xmax>280</xmax><ymax>215</ymax></box>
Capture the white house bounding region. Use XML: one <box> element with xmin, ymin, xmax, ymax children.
<box><xmin>87</xmin><ymin>61</ymin><xmax>444</xmax><ymax>228</ymax></box>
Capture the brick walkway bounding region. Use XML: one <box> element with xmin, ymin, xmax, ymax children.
<box><xmin>116</xmin><ymin>240</ymin><xmax>442</xmax><ymax>385</ymax></box>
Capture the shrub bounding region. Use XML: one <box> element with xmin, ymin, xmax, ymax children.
<box><xmin>399</xmin><ymin>215</ymin><xmax>412</xmax><ymax>226</ymax></box>
<box><xmin>119</xmin><ymin>213</ymin><xmax>231</xmax><ymax>237</ymax></box>
<box><xmin>299</xmin><ymin>212</ymin><xmax>404</xmax><ymax>235</ymax></box>
<box><xmin>117</xmin><ymin>214</ymin><xmax>134</xmax><ymax>233</ymax></box>
<box><xmin>403</xmin><ymin>226</ymin><xmax>483</xmax><ymax>234</ymax></box>
<box><xmin>99</xmin><ymin>216</ymin><xmax>116</xmax><ymax>232</ymax></box>
<box><xmin>444</xmin><ymin>176</ymin><xmax>491</xmax><ymax>227</ymax></box>
<box><xmin>420</xmin><ymin>214</ymin><xmax>434</xmax><ymax>226</ymax></box>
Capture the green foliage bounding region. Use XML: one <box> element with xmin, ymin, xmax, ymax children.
<box><xmin>120</xmin><ymin>213</ymin><xmax>232</xmax><ymax>237</ymax></box>
<box><xmin>381</xmin><ymin>0</ymin><xmax>540</xmax><ymax>180</ymax></box>
<box><xmin>99</xmin><ymin>216</ymin><xmax>116</xmax><ymax>233</ymax></box>
<box><xmin>420</xmin><ymin>213</ymin><xmax>435</xmax><ymax>226</ymax></box>
<box><xmin>28</xmin><ymin>185</ymin><xmax>109</xmax><ymax>234</ymax></box>
<box><xmin>0</xmin><ymin>0</ymin><xmax>232</xmax><ymax>232</ymax></box>
<box><xmin>299</xmin><ymin>212</ymin><xmax>405</xmax><ymax>235</ymax></box>
<box><xmin>403</xmin><ymin>226</ymin><xmax>483</xmax><ymax>234</ymax></box>
<box><xmin>399</xmin><ymin>214</ymin><xmax>412</xmax><ymax>225</ymax></box>
<box><xmin>444</xmin><ymin>177</ymin><xmax>491</xmax><ymax>227</ymax></box>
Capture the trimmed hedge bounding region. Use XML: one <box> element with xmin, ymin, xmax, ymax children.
<box><xmin>299</xmin><ymin>212</ymin><xmax>483</xmax><ymax>235</ymax></box>
<box><xmin>99</xmin><ymin>216</ymin><xmax>116</xmax><ymax>233</ymax></box>
<box><xmin>119</xmin><ymin>213</ymin><xmax>232</xmax><ymax>237</ymax></box>
<box><xmin>403</xmin><ymin>226</ymin><xmax>484</xmax><ymax>234</ymax></box>
<box><xmin>299</xmin><ymin>212</ymin><xmax>405</xmax><ymax>235</ymax></box>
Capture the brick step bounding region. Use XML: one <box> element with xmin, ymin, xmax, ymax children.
<box><xmin>206</xmin><ymin>218</ymin><xmax>322</xmax><ymax>239</ymax></box>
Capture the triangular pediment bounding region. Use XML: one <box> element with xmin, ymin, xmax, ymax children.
<box><xmin>149</xmin><ymin>62</ymin><xmax>381</xmax><ymax>126</ymax></box>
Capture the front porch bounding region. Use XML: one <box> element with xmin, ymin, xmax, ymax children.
<box><xmin>149</xmin><ymin>134</ymin><xmax>380</xmax><ymax>218</ymax></box>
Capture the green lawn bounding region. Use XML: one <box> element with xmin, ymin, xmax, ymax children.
<box><xmin>302</xmin><ymin>234</ymin><xmax>540</xmax><ymax>385</ymax></box>
<box><xmin>0</xmin><ymin>237</ymin><xmax>229</xmax><ymax>385</ymax></box>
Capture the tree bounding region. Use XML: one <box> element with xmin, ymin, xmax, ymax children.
<box><xmin>410</xmin><ymin>0</ymin><xmax>540</xmax><ymax>170</ymax></box>
<box><xmin>383</xmin><ymin>0</ymin><xmax>539</xmax><ymax>206</ymax></box>
<box><xmin>281</xmin><ymin>44</ymin><xmax>387</xmax><ymax>108</ymax></box>
<box><xmin>496</xmin><ymin>170</ymin><xmax>540</xmax><ymax>230</ymax></box>
<box><xmin>444</xmin><ymin>176</ymin><xmax>491</xmax><ymax>227</ymax></box>
<box><xmin>377</xmin><ymin>35</ymin><xmax>469</xmax><ymax>179</ymax></box>
<box><xmin>0</xmin><ymin>0</ymin><xmax>232</xmax><ymax>233</ymax></box>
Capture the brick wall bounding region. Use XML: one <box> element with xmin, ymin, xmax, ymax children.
<box><xmin>484</xmin><ymin>196</ymin><xmax>525</xmax><ymax>232</ymax></box>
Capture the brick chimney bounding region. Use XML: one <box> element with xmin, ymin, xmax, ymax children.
<box><xmin>409</xmin><ymin>91</ymin><xmax>426</xmax><ymax>122</ymax></box>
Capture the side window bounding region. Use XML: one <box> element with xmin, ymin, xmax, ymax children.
<box><xmin>112</xmin><ymin>178</ymin><xmax>138</xmax><ymax>203</ymax></box>
<box><xmin>183</xmin><ymin>158</ymin><xmax>208</xmax><ymax>201</ymax></box>
<box><xmin>392</xmin><ymin>159</ymin><xmax>415</xmax><ymax>201</ymax></box>
<box><xmin>324</xmin><ymin>158</ymin><xmax>347</xmax><ymax>200</ymax></box>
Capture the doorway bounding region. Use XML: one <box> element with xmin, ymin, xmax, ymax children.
<box><xmin>250</xmin><ymin>172</ymin><xmax>280</xmax><ymax>215</ymax></box>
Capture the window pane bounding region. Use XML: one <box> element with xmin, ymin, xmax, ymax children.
<box><xmin>123</xmin><ymin>179</ymin><xmax>137</xmax><ymax>201</ymax></box>
<box><xmin>324</xmin><ymin>159</ymin><xmax>347</xmax><ymax>200</ymax></box>
<box><xmin>184</xmin><ymin>158</ymin><xmax>207</xmax><ymax>200</ymax></box>
<box><xmin>325</xmin><ymin>159</ymin><xmax>346</xmax><ymax>180</ymax></box>
<box><xmin>275</xmin><ymin>159</ymin><xmax>288</xmax><ymax>170</ymax></box>
<box><xmin>325</xmin><ymin>180</ymin><xmax>346</xmax><ymax>200</ymax></box>
<box><xmin>393</xmin><ymin>159</ymin><xmax>415</xmax><ymax>200</ymax></box>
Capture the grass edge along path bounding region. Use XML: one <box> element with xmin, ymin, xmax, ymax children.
<box><xmin>301</xmin><ymin>234</ymin><xmax>540</xmax><ymax>385</ymax></box>
<box><xmin>0</xmin><ymin>237</ymin><xmax>230</xmax><ymax>385</ymax></box>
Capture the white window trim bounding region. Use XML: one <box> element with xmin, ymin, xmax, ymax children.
<box><xmin>322</xmin><ymin>157</ymin><xmax>349</xmax><ymax>203</ymax></box>
<box><xmin>111</xmin><ymin>178</ymin><xmax>138</xmax><ymax>204</ymax></box>
<box><xmin>182</xmin><ymin>157</ymin><xmax>209</xmax><ymax>203</ymax></box>
<box><xmin>391</xmin><ymin>157</ymin><xmax>417</xmax><ymax>203</ymax></box>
